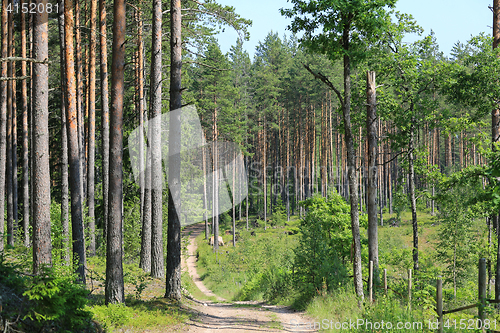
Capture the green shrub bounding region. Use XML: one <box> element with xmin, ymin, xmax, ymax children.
<box><xmin>294</xmin><ymin>193</ymin><xmax>352</xmax><ymax>298</ymax></box>
<box><xmin>23</xmin><ymin>264</ymin><xmax>92</xmax><ymax>331</ymax></box>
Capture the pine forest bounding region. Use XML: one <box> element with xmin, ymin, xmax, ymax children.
<box><xmin>1</xmin><ymin>0</ymin><xmax>500</xmax><ymax>332</ymax></box>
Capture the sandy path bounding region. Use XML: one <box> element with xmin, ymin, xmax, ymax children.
<box><xmin>181</xmin><ymin>223</ymin><xmax>317</xmax><ymax>333</ymax></box>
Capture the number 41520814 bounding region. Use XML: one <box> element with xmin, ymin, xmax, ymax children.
<box><xmin>7</xmin><ymin>2</ymin><xmax>59</xmax><ymax>14</ymax></box>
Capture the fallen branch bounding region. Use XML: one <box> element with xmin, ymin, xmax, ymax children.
<box><xmin>0</xmin><ymin>57</ymin><xmax>49</xmax><ymax>64</ymax></box>
<box><xmin>0</xmin><ymin>76</ymin><xmax>30</xmax><ymax>81</ymax></box>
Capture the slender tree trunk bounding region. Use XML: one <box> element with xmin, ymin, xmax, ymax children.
<box><xmin>32</xmin><ymin>0</ymin><xmax>52</xmax><ymax>273</ymax></box>
<box><xmin>6</xmin><ymin>8</ymin><xmax>13</xmax><ymax>247</ymax></box>
<box><xmin>21</xmin><ymin>0</ymin><xmax>29</xmax><ymax>247</ymax></box>
<box><xmin>105</xmin><ymin>0</ymin><xmax>126</xmax><ymax>304</ymax></box>
<box><xmin>0</xmin><ymin>0</ymin><xmax>7</xmax><ymax>253</ymax></box>
<box><xmin>493</xmin><ymin>0</ymin><xmax>500</xmax><ymax>303</ymax></box>
<box><xmin>86</xmin><ymin>0</ymin><xmax>97</xmax><ymax>256</ymax></box>
<box><xmin>342</xmin><ymin>24</ymin><xmax>364</xmax><ymax>300</ymax></box>
<box><xmin>58</xmin><ymin>0</ymin><xmax>70</xmax><ymax>263</ymax></box>
<box><xmin>21</xmin><ymin>2</ymin><xmax>30</xmax><ymax>247</ymax></box>
<box><xmin>135</xmin><ymin>2</ymin><xmax>147</xmax><ymax>268</ymax></box>
<box><xmin>75</xmin><ymin>0</ymin><xmax>85</xmax><ymax>202</ymax></box>
<box><xmin>203</xmin><ymin>132</ymin><xmax>209</xmax><ymax>240</ymax></box>
<box><xmin>263</xmin><ymin>115</ymin><xmax>267</xmax><ymax>226</ymax></box>
<box><xmin>100</xmin><ymin>0</ymin><xmax>109</xmax><ymax>243</ymax></box>
<box><xmin>150</xmin><ymin>0</ymin><xmax>164</xmax><ymax>279</ymax></box>
<box><xmin>165</xmin><ymin>0</ymin><xmax>182</xmax><ymax>300</ymax></box>
<box><xmin>366</xmin><ymin>71</ymin><xmax>379</xmax><ymax>294</ymax></box>
<box><xmin>64</xmin><ymin>0</ymin><xmax>86</xmax><ymax>283</ymax></box>
<box><xmin>11</xmin><ymin>23</ymin><xmax>18</xmax><ymax>246</ymax></box>
<box><xmin>140</xmin><ymin>140</ymin><xmax>152</xmax><ymax>272</ymax></box>
<box><xmin>408</xmin><ymin>118</ymin><xmax>419</xmax><ymax>272</ymax></box>
<box><xmin>232</xmin><ymin>150</ymin><xmax>236</xmax><ymax>247</ymax></box>
<box><xmin>213</xmin><ymin>104</ymin><xmax>219</xmax><ymax>252</ymax></box>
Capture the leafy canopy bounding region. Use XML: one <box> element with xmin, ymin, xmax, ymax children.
<box><xmin>281</xmin><ymin>0</ymin><xmax>397</xmax><ymax>63</ymax></box>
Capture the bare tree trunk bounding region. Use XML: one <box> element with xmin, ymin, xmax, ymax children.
<box><xmin>232</xmin><ymin>150</ymin><xmax>236</xmax><ymax>247</ymax></box>
<box><xmin>6</xmin><ymin>8</ymin><xmax>13</xmax><ymax>247</ymax></box>
<box><xmin>32</xmin><ymin>0</ymin><xmax>52</xmax><ymax>273</ymax></box>
<box><xmin>21</xmin><ymin>0</ymin><xmax>30</xmax><ymax>248</ymax></box>
<box><xmin>58</xmin><ymin>0</ymin><xmax>70</xmax><ymax>263</ymax></box>
<box><xmin>105</xmin><ymin>0</ymin><xmax>126</xmax><ymax>304</ymax></box>
<box><xmin>150</xmin><ymin>0</ymin><xmax>164</xmax><ymax>279</ymax></box>
<box><xmin>0</xmin><ymin>0</ymin><xmax>6</xmax><ymax>252</ymax></box>
<box><xmin>136</xmin><ymin>2</ymin><xmax>151</xmax><ymax>273</ymax></box>
<box><xmin>165</xmin><ymin>0</ymin><xmax>182</xmax><ymax>300</ymax></box>
<box><xmin>263</xmin><ymin>115</ymin><xmax>267</xmax><ymax>226</ymax></box>
<box><xmin>64</xmin><ymin>0</ymin><xmax>86</xmax><ymax>283</ymax></box>
<box><xmin>75</xmin><ymin>0</ymin><xmax>85</xmax><ymax>202</ymax></box>
<box><xmin>11</xmin><ymin>25</ymin><xmax>18</xmax><ymax>246</ymax></box>
<box><xmin>342</xmin><ymin>29</ymin><xmax>364</xmax><ymax>300</ymax></box>
<box><xmin>213</xmin><ymin>105</ymin><xmax>219</xmax><ymax>252</ymax></box>
<box><xmin>366</xmin><ymin>71</ymin><xmax>379</xmax><ymax>295</ymax></box>
<box><xmin>100</xmin><ymin>0</ymin><xmax>109</xmax><ymax>243</ymax></box>
<box><xmin>140</xmin><ymin>142</ymin><xmax>152</xmax><ymax>272</ymax></box>
<box><xmin>86</xmin><ymin>0</ymin><xmax>97</xmax><ymax>256</ymax></box>
<box><xmin>134</xmin><ymin>2</ymin><xmax>147</xmax><ymax>268</ymax></box>
<box><xmin>493</xmin><ymin>0</ymin><xmax>500</xmax><ymax>303</ymax></box>
<box><xmin>408</xmin><ymin>118</ymin><xmax>419</xmax><ymax>272</ymax></box>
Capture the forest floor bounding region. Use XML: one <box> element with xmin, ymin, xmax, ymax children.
<box><xmin>180</xmin><ymin>222</ymin><xmax>317</xmax><ymax>333</ymax></box>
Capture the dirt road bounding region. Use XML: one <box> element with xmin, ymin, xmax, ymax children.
<box><xmin>182</xmin><ymin>223</ymin><xmax>317</xmax><ymax>333</ymax></box>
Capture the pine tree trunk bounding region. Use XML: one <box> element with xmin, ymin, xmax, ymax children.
<box><xmin>213</xmin><ymin>103</ymin><xmax>219</xmax><ymax>252</ymax></box>
<box><xmin>58</xmin><ymin>0</ymin><xmax>70</xmax><ymax>263</ymax></box>
<box><xmin>100</xmin><ymin>0</ymin><xmax>109</xmax><ymax>243</ymax></box>
<box><xmin>86</xmin><ymin>0</ymin><xmax>97</xmax><ymax>256</ymax></box>
<box><xmin>366</xmin><ymin>71</ymin><xmax>379</xmax><ymax>293</ymax></box>
<box><xmin>135</xmin><ymin>2</ymin><xmax>146</xmax><ymax>266</ymax></box>
<box><xmin>21</xmin><ymin>2</ymin><xmax>30</xmax><ymax>247</ymax></box>
<box><xmin>263</xmin><ymin>115</ymin><xmax>267</xmax><ymax>225</ymax></box>
<box><xmin>494</xmin><ymin>0</ymin><xmax>500</xmax><ymax>303</ymax></box>
<box><xmin>75</xmin><ymin>0</ymin><xmax>85</xmax><ymax>202</ymax></box>
<box><xmin>32</xmin><ymin>0</ymin><xmax>52</xmax><ymax>273</ymax></box>
<box><xmin>0</xmin><ymin>0</ymin><xmax>7</xmax><ymax>252</ymax></box>
<box><xmin>6</xmin><ymin>9</ymin><xmax>13</xmax><ymax>247</ymax></box>
<box><xmin>165</xmin><ymin>0</ymin><xmax>182</xmax><ymax>300</ymax></box>
<box><xmin>64</xmin><ymin>0</ymin><xmax>86</xmax><ymax>283</ymax></box>
<box><xmin>105</xmin><ymin>0</ymin><xmax>126</xmax><ymax>304</ymax></box>
<box><xmin>150</xmin><ymin>0</ymin><xmax>164</xmax><ymax>279</ymax></box>
<box><xmin>137</xmin><ymin>3</ymin><xmax>151</xmax><ymax>273</ymax></box>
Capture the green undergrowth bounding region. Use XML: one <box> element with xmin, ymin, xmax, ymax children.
<box><xmin>195</xmin><ymin>216</ymin><xmax>300</xmax><ymax>303</ymax></box>
<box><xmin>90</xmin><ymin>298</ymin><xmax>188</xmax><ymax>332</ymax></box>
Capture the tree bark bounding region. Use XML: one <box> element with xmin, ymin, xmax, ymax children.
<box><xmin>64</xmin><ymin>0</ymin><xmax>86</xmax><ymax>283</ymax></box>
<box><xmin>408</xmin><ymin>118</ymin><xmax>419</xmax><ymax>272</ymax></box>
<box><xmin>100</xmin><ymin>0</ymin><xmax>109</xmax><ymax>244</ymax></box>
<box><xmin>86</xmin><ymin>0</ymin><xmax>97</xmax><ymax>256</ymax></box>
<box><xmin>0</xmin><ymin>0</ymin><xmax>6</xmax><ymax>252</ymax></box>
<box><xmin>366</xmin><ymin>71</ymin><xmax>379</xmax><ymax>294</ymax></box>
<box><xmin>58</xmin><ymin>0</ymin><xmax>70</xmax><ymax>263</ymax></box>
<box><xmin>150</xmin><ymin>0</ymin><xmax>164</xmax><ymax>279</ymax></box>
<box><xmin>342</xmin><ymin>22</ymin><xmax>364</xmax><ymax>300</ymax></box>
<box><xmin>105</xmin><ymin>0</ymin><xmax>126</xmax><ymax>305</ymax></box>
<box><xmin>32</xmin><ymin>0</ymin><xmax>52</xmax><ymax>273</ymax></box>
<box><xmin>6</xmin><ymin>8</ymin><xmax>13</xmax><ymax>247</ymax></box>
<box><xmin>21</xmin><ymin>0</ymin><xmax>30</xmax><ymax>247</ymax></box>
<box><xmin>75</xmin><ymin>0</ymin><xmax>85</xmax><ymax>201</ymax></box>
<box><xmin>165</xmin><ymin>0</ymin><xmax>182</xmax><ymax>300</ymax></box>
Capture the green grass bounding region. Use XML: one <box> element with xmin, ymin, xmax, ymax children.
<box><xmin>90</xmin><ymin>298</ymin><xmax>190</xmax><ymax>332</ymax></box>
<box><xmin>195</xmin><ymin>215</ymin><xmax>300</xmax><ymax>303</ymax></box>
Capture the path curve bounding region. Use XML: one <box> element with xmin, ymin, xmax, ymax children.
<box><xmin>181</xmin><ymin>223</ymin><xmax>317</xmax><ymax>333</ymax></box>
